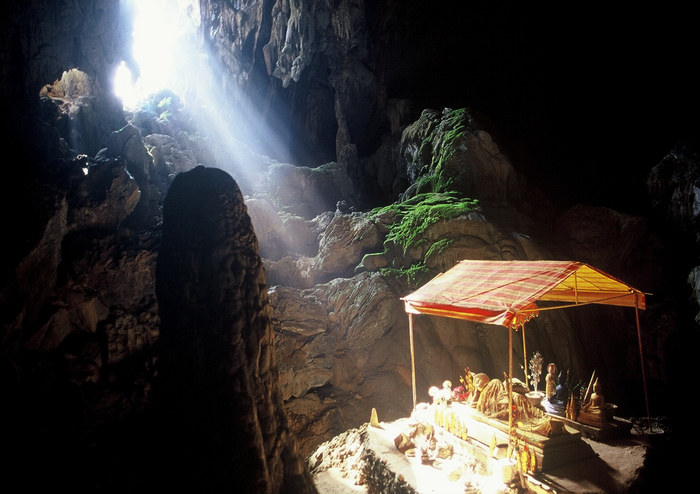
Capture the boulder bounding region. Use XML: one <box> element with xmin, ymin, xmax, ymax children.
<box><xmin>266</xmin><ymin>161</ymin><xmax>355</xmax><ymax>219</ymax></box>
<box><xmin>399</xmin><ymin>108</ymin><xmax>521</xmax><ymax>208</ymax></box>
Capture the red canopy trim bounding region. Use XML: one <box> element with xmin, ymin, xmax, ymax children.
<box><xmin>403</xmin><ymin>300</ymin><xmax>539</xmax><ymax>328</ymax></box>
<box><xmin>401</xmin><ymin>260</ymin><xmax>645</xmax><ymax>329</ymax></box>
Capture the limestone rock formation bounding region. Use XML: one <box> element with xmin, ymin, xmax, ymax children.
<box><xmin>266</xmin><ymin>160</ymin><xmax>356</xmax><ymax>219</ymax></box>
<box><xmin>647</xmin><ymin>143</ymin><xmax>700</xmax><ymax>244</ymax></box>
<box><xmin>399</xmin><ymin>108</ymin><xmax>520</xmax><ymax>207</ymax></box>
<box><xmin>155</xmin><ymin>165</ymin><xmax>317</xmax><ymax>493</ymax></box>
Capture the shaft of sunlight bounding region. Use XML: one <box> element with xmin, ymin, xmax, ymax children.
<box><xmin>114</xmin><ymin>0</ymin><xmax>298</xmax><ymax>190</ymax></box>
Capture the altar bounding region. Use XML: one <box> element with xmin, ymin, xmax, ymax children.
<box><xmin>430</xmin><ymin>401</ymin><xmax>596</xmax><ymax>473</ymax></box>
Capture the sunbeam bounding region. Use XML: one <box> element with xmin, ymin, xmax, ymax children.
<box><xmin>114</xmin><ymin>0</ymin><xmax>296</xmax><ymax>192</ymax></box>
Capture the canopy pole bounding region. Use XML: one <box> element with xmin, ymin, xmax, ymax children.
<box><xmin>409</xmin><ymin>313</ymin><xmax>417</xmax><ymax>411</ymax></box>
<box><xmin>635</xmin><ymin>294</ymin><xmax>651</xmax><ymax>431</ymax></box>
<box><xmin>508</xmin><ymin>326</ymin><xmax>514</xmax><ymax>445</ymax></box>
<box><xmin>521</xmin><ymin>324</ymin><xmax>528</xmax><ymax>387</ymax></box>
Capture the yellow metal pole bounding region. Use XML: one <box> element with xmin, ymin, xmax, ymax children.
<box><xmin>409</xmin><ymin>313</ymin><xmax>417</xmax><ymax>411</ymax></box>
<box><xmin>521</xmin><ymin>325</ymin><xmax>528</xmax><ymax>387</ymax></box>
<box><xmin>635</xmin><ymin>294</ymin><xmax>651</xmax><ymax>431</ymax></box>
<box><xmin>508</xmin><ymin>326</ymin><xmax>513</xmax><ymax>443</ymax></box>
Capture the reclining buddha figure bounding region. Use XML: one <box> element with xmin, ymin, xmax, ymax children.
<box><xmin>475</xmin><ymin>375</ymin><xmax>562</xmax><ymax>436</ymax></box>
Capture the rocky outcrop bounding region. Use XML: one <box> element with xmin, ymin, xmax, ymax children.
<box><xmin>197</xmin><ymin>0</ymin><xmax>418</xmax><ymax>189</ymax></box>
<box><xmin>155</xmin><ymin>165</ymin><xmax>317</xmax><ymax>493</ymax></box>
<box><xmin>266</xmin><ymin>160</ymin><xmax>356</xmax><ymax>219</ymax></box>
<box><xmin>645</xmin><ymin>143</ymin><xmax>700</xmax><ymax>432</ymax></box>
<box><xmin>2</xmin><ymin>0</ymin><xmax>129</xmax><ymax>126</ymax></box>
<box><xmin>399</xmin><ymin>108</ymin><xmax>520</xmax><ymax>207</ymax></box>
<box><xmin>647</xmin><ymin>143</ymin><xmax>700</xmax><ymax>321</ymax></box>
<box><xmin>647</xmin><ymin>143</ymin><xmax>700</xmax><ymax>244</ymax></box>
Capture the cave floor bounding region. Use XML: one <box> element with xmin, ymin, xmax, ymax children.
<box><xmin>312</xmin><ymin>412</ymin><xmax>660</xmax><ymax>494</ymax></box>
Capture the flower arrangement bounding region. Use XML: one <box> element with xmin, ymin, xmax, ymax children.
<box><xmin>452</xmin><ymin>385</ymin><xmax>468</xmax><ymax>401</ymax></box>
<box><xmin>529</xmin><ymin>351</ymin><xmax>543</xmax><ymax>392</ymax></box>
<box><xmin>453</xmin><ymin>367</ymin><xmax>475</xmax><ymax>402</ymax></box>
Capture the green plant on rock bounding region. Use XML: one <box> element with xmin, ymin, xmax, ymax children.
<box><xmin>434</xmin><ymin>108</ymin><xmax>468</xmax><ymax>165</ymax></box>
<box><xmin>413</xmin><ymin>168</ymin><xmax>453</xmax><ymax>195</ymax></box>
<box><xmin>370</xmin><ymin>191</ymin><xmax>479</xmax><ymax>289</ymax></box>
<box><xmin>157</xmin><ymin>95</ymin><xmax>173</xmax><ymax>110</ymax></box>
<box><xmin>417</xmin><ymin>108</ymin><xmax>470</xmax><ymax>194</ymax></box>
<box><xmin>425</xmin><ymin>237</ymin><xmax>454</xmax><ymax>260</ymax></box>
<box><xmin>371</xmin><ymin>191</ymin><xmax>479</xmax><ymax>255</ymax></box>
<box><xmin>380</xmin><ymin>262</ymin><xmax>429</xmax><ymax>288</ymax></box>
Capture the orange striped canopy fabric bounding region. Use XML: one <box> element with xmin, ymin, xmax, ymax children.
<box><xmin>402</xmin><ymin>260</ymin><xmax>646</xmax><ymax>329</ymax></box>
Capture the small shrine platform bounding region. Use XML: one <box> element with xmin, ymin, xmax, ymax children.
<box><xmin>315</xmin><ymin>415</ymin><xmax>650</xmax><ymax>494</ymax></box>
<box><xmin>433</xmin><ymin>402</ymin><xmax>597</xmax><ymax>473</ymax></box>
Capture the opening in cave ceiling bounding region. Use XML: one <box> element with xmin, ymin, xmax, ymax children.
<box><xmin>113</xmin><ymin>0</ymin><xmax>200</xmax><ymax>109</ymax></box>
<box><xmin>113</xmin><ymin>0</ymin><xmax>291</xmax><ymax>189</ymax></box>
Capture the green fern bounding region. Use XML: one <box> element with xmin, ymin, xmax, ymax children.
<box><xmin>380</xmin><ymin>262</ymin><xmax>429</xmax><ymax>288</ymax></box>
<box><xmin>371</xmin><ymin>191</ymin><xmax>479</xmax><ymax>254</ymax></box>
<box><xmin>425</xmin><ymin>238</ymin><xmax>454</xmax><ymax>259</ymax></box>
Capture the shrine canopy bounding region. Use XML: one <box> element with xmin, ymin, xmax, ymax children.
<box><xmin>401</xmin><ymin>259</ymin><xmax>646</xmax><ymax>329</ymax></box>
